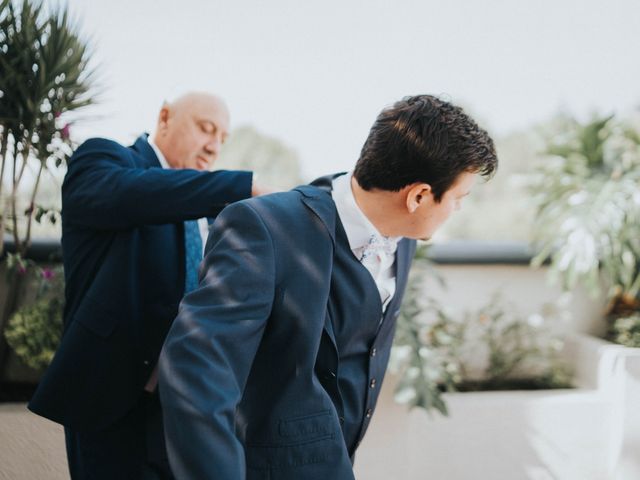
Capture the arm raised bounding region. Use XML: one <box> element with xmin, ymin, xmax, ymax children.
<box><xmin>62</xmin><ymin>138</ymin><xmax>252</xmax><ymax>229</ymax></box>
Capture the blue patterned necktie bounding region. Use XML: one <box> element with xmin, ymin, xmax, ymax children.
<box><xmin>184</xmin><ymin>220</ymin><xmax>203</xmax><ymax>294</ymax></box>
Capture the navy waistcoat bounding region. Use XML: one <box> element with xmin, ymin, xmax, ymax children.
<box><xmin>330</xmin><ymin>213</ymin><xmax>395</xmax><ymax>454</ymax></box>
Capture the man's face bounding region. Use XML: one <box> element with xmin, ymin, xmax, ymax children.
<box><xmin>159</xmin><ymin>98</ymin><xmax>230</xmax><ymax>171</ymax></box>
<box><xmin>406</xmin><ymin>171</ymin><xmax>477</xmax><ymax>240</ymax></box>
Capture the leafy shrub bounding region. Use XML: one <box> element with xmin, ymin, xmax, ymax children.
<box><xmin>610</xmin><ymin>313</ymin><xmax>640</xmax><ymax>348</ymax></box>
<box><xmin>5</xmin><ymin>296</ymin><xmax>63</xmax><ymax>370</ymax></box>
<box><xmin>392</xmin><ymin>247</ymin><xmax>573</xmax><ymax>416</ymax></box>
<box><xmin>4</xmin><ymin>263</ymin><xmax>64</xmax><ymax>370</ymax></box>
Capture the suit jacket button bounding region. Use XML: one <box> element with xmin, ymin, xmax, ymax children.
<box><xmin>370</xmin><ymin>347</ymin><xmax>377</xmax><ymax>357</ymax></box>
<box><xmin>370</xmin><ymin>378</ymin><xmax>377</xmax><ymax>389</ymax></box>
<box><xmin>143</xmin><ymin>360</ymin><xmax>150</xmax><ymax>366</ymax></box>
<box><xmin>365</xmin><ymin>408</ymin><xmax>373</xmax><ymax>419</ymax></box>
<box><xmin>339</xmin><ymin>416</ymin><xmax>345</xmax><ymax>425</ymax></box>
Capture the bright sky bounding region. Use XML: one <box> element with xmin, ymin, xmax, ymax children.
<box><xmin>58</xmin><ymin>0</ymin><xmax>640</xmax><ymax>180</ymax></box>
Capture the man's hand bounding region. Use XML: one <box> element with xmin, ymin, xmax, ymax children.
<box><xmin>251</xmin><ymin>181</ymin><xmax>279</xmax><ymax>197</ymax></box>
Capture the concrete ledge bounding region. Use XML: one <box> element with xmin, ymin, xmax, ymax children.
<box><xmin>427</xmin><ymin>240</ymin><xmax>535</xmax><ymax>264</ymax></box>
<box><xmin>3</xmin><ymin>237</ymin><xmax>536</xmax><ymax>265</ymax></box>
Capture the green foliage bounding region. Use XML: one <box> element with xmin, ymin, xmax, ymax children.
<box><xmin>392</xmin><ymin>246</ymin><xmax>572</xmax><ymax>416</ymax></box>
<box><xmin>528</xmin><ymin>114</ymin><xmax>640</xmax><ymax>300</ymax></box>
<box><xmin>0</xmin><ymin>0</ymin><xmax>96</xmax><ymax>255</ymax></box>
<box><xmin>4</xmin><ymin>262</ymin><xmax>64</xmax><ymax>370</ymax></box>
<box><xmin>610</xmin><ymin>313</ymin><xmax>640</xmax><ymax>348</ymax></box>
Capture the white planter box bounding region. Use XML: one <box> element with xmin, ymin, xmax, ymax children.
<box><xmin>354</xmin><ymin>334</ymin><xmax>640</xmax><ymax>480</ymax></box>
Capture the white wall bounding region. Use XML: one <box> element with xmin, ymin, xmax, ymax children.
<box><xmin>421</xmin><ymin>263</ymin><xmax>607</xmax><ymax>336</ymax></box>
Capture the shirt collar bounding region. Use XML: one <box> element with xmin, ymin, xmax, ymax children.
<box><xmin>147</xmin><ymin>133</ymin><xmax>170</xmax><ymax>169</ymax></box>
<box><xmin>331</xmin><ymin>172</ymin><xmax>399</xmax><ymax>251</ymax></box>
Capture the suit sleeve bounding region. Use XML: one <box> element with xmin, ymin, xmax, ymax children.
<box><xmin>61</xmin><ymin>138</ymin><xmax>252</xmax><ymax>229</ymax></box>
<box><xmin>158</xmin><ymin>201</ymin><xmax>275</xmax><ymax>479</ymax></box>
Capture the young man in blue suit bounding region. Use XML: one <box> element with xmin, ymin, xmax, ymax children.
<box><xmin>158</xmin><ymin>94</ymin><xmax>499</xmax><ymax>479</ymax></box>
<box><xmin>29</xmin><ymin>92</ymin><xmax>270</xmax><ymax>479</ymax></box>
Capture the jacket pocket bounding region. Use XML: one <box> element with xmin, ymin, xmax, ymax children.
<box><xmin>245</xmin><ymin>436</ymin><xmax>340</xmax><ymax>471</ymax></box>
<box><xmin>74</xmin><ymin>295</ymin><xmax>120</xmax><ymax>338</ymax></box>
<box><xmin>278</xmin><ymin>410</ymin><xmax>334</xmax><ymax>444</ymax></box>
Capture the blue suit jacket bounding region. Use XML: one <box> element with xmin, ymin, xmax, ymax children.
<box><xmin>158</xmin><ymin>175</ymin><xmax>416</xmax><ymax>479</ymax></box>
<box><xmin>28</xmin><ymin>135</ymin><xmax>253</xmax><ymax>430</ymax></box>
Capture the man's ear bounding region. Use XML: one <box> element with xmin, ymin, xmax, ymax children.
<box><xmin>157</xmin><ymin>104</ymin><xmax>170</xmax><ymax>133</ymax></box>
<box><xmin>406</xmin><ymin>183</ymin><xmax>432</xmax><ymax>213</ymax></box>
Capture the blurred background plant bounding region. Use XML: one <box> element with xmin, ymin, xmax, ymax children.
<box><xmin>4</xmin><ymin>261</ymin><xmax>63</xmax><ymax>370</ymax></box>
<box><xmin>392</xmin><ymin>245</ymin><xmax>573</xmax><ymax>416</ymax></box>
<box><xmin>610</xmin><ymin>313</ymin><xmax>640</xmax><ymax>348</ymax></box>
<box><xmin>528</xmin><ymin>113</ymin><xmax>640</xmax><ymax>345</ymax></box>
<box><xmin>0</xmin><ymin>0</ymin><xmax>95</xmax><ymax>376</ymax></box>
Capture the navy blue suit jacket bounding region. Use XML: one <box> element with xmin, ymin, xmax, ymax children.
<box><xmin>158</xmin><ymin>175</ymin><xmax>416</xmax><ymax>479</ymax></box>
<box><xmin>28</xmin><ymin>135</ymin><xmax>253</xmax><ymax>430</ymax></box>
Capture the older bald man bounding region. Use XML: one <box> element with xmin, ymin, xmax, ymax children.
<box><xmin>29</xmin><ymin>92</ymin><xmax>267</xmax><ymax>479</ymax></box>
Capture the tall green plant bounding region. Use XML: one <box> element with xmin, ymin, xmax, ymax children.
<box><xmin>0</xmin><ymin>0</ymin><xmax>96</xmax><ymax>375</ymax></box>
<box><xmin>529</xmin><ymin>115</ymin><xmax>640</xmax><ymax>302</ymax></box>
<box><xmin>0</xmin><ymin>0</ymin><xmax>96</xmax><ymax>256</ymax></box>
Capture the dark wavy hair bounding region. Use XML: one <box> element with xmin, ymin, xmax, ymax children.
<box><xmin>353</xmin><ymin>95</ymin><xmax>497</xmax><ymax>201</ymax></box>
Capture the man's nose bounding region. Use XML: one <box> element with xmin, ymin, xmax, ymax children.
<box><xmin>204</xmin><ymin>138</ymin><xmax>221</xmax><ymax>157</ymax></box>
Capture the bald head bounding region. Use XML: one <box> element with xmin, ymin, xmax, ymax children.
<box><xmin>153</xmin><ymin>91</ymin><xmax>230</xmax><ymax>171</ymax></box>
<box><xmin>169</xmin><ymin>92</ymin><xmax>229</xmax><ymax>119</ymax></box>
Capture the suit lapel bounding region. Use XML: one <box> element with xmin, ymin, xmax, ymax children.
<box><xmin>393</xmin><ymin>238</ymin><xmax>414</xmax><ymax>304</ymax></box>
<box><xmin>295</xmin><ymin>183</ymin><xmax>338</xmax><ymax>248</ymax></box>
<box><xmin>296</xmin><ymin>177</ymin><xmax>416</xmax><ymax>352</ymax></box>
<box><xmin>295</xmin><ymin>181</ymin><xmax>340</xmax><ymax>351</ymax></box>
<box><xmin>379</xmin><ymin>238</ymin><xmax>416</xmax><ymax>332</ymax></box>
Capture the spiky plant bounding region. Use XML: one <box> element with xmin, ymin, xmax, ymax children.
<box><xmin>0</xmin><ymin>0</ymin><xmax>96</xmax><ymax>256</ymax></box>
<box><xmin>0</xmin><ymin>0</ymin><xmax>96</xmax><ymax>373</ymax></box>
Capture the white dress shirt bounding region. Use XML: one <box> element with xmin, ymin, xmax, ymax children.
<box><xmin>331</xmin><ymin>172</ymin><xmax>399</xmax><ymax>311</ymax></box>
<box><xmin>147</xmin><ymin>135</ymin><xmax>209</xmax><ymax>250</ymax></box>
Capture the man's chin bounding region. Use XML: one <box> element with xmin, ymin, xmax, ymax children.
<box><xmin>195</xmin><ymin>155</ymin><xmax>213</xmax><ymax>171</ymax></box>
<box><xmin>402</xmin><ymin>234</ymin><xmax>431</xmax><ymax>241</ymax></box>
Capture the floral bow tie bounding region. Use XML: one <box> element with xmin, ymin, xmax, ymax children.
<box><xmin>360</xmin><ymin>234</ymin><xmax>396</xmax><ymax>262</ymax></box>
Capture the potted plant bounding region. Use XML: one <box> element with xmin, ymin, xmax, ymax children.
<box><xmin>527</xmin><ymin>113</ymin><xmax>640</xmax><ymax>343</ymax></box>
